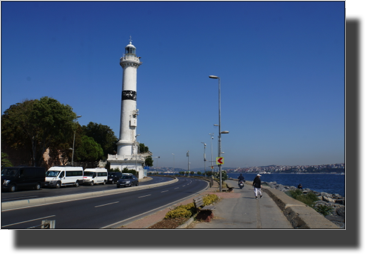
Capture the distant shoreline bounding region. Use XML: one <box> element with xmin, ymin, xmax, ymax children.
<box><xmin>228</xmin><ymin>172</ymin><xmax>345</xmax><ymax>175</ymax></box>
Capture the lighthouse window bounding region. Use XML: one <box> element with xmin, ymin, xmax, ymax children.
<box><xmin>126</xmin><ymin>47</ymin><xmax>136</xmax><ymax>55</ymax></box>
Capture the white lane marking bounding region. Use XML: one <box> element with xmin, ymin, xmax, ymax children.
<box><xmin>174</xmin><ymin>187</ymin><xmax>179</xmax><ymax>189</ymax></box>
<box><xmin>138</xmin><ymin>194</ymin><xmax>151</xmax><ymax>198</ymax></box>
<box><xmin>161</xmin><ymin>190</ymin><xmax>168</xmax><ymax>193</ymax></box>
<box><xmin>1</xmin><ymin>215</ymin><xmax>56</xmax><ymax>228</ymax></box>
<box><xmin>101</xmin><ymin>179</ymin><xmax>210</xmax><ymax>229</ymax></box>
<box><xmin>95</xmin><ymin>201</ymin><xmax>119</xmax><ymax>208</ymax></box>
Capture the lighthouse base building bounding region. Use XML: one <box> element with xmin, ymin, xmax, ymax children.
<box><xmin>107</xmin><ymin>39</ymin><xmax>149</xmax><ymax>179</ymax></box>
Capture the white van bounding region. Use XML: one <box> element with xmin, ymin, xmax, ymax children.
<box><xmin>44</xmin><ymin>166</ymin><xmax>83</xmax><ymax>188</ymax></box>
<box><xmin>83</xmin><ymin>168</ymin><xmax>108</xmax><ymax>186</ymax></box>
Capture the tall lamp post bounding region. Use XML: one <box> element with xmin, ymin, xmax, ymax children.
<box><xmin>186</xmin><ymin>151</ymin><xmax>190</xmax><ymax>176</ymax></box>
<box><xmin>209</xmin><ymin>75</ymin><xmax>228</xmax><ymax>192</ymax></box>
<box><xmin>209</xmin><ymin>133</ymin><xmax>214</xmax><ymax>170</ymax></box>
<box><xmin>201</xmin><ymin>142</ymin><xmax>207</xmax><ymax>177</ymax></box>
<box><xmin>71</xmin><ymin>115</ymin><xmax>82</xmax><ymax>166</ymax></box>
<box><xmin>172</xmin><ymin>153</ymin><xmax>175</xmax><ymax>175</ymax></box>
<box><xmin>152</xmin><ymin>156</ymin><xmax>160</xmax><ymax>173</ymax></box>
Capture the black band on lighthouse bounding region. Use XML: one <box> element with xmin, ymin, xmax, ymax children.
<box><xmin>122</xmin><ymin>90</ymin><xmax>137</xmax><ymax>101</ymax></box>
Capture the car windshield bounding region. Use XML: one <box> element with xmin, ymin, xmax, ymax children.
<box><xmin>1</xmin><ymin>168</ymin><xmax>19</xmax><ymax>177</ymax></box>
<box><xmin>84</xmin><ymin>172</ymin><xmax>95</xmax><ymax>177</ymax></box>
<box><xmin>46</xmin><ymin>171</ymin><xmax>60</xmax><ymax>177</ymax></box>
<box><xmin>121</xmin><ymin>175</ymin><xmax>133</xmax><ymax>179</ymax></box>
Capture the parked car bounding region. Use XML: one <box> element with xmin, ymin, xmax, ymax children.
<box><xmin>83</xmin><ymin>168</ymin><xmax>108</xmax><ymax>185</ymax></box>
<box><xmin>44</xmin><ymin>166</ymin><xmax>83</xmax><ymax>188</ymax></box>
<box><xmin>116</xmin><ymin>173</ymin><xmax>139</xmax><ymax>188</ymax></box>
<box><xmin>2</xmin><ymin>166</ymin><xmax>46</xmax><ymax>192</ymax></box>
<box><xmin>107</xmin><ymin>172</ymin><xmax>122</xmax><ymax>184</ymax></box>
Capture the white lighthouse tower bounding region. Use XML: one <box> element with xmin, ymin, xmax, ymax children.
<box><xmin>108</xmin><ymin>38</ymin><xmax>147</xmax><ymax>179</ymax></box>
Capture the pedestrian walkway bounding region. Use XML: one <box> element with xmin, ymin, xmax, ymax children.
<box><xmin>191</xmin><ymin>179</ymin><xmax>293</xmax><ymax>229</ymax></box>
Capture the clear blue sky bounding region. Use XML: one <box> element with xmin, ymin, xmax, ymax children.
<box><xmin>1</xmin><ymin>1</ymin><xmax>345</xmax><ymax>169</ymax></box>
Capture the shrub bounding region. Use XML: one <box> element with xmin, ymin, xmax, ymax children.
<box><xmin>314</xmin><ymin>204</ymin><xmax>334</xmax><ymax>216</ymax></box>
<box><xmin>164</xmin><ymin>194</ymin><xmax>219</xmax><ymax>219</ymax></box>
<box><xmin>164</xmin><ymin>207</ymin><xmax>193</xmax><ymax>219</ymax></box>
<box><xmin>288</xmin><ymin>189</ymin><xmax>303</xmax><ymax>199</ymax></box>
<box><xmin>287</xmin><ymin>190</ymin><xmax>319</xmax><ymax>207</ymax></box>
<box><xmin>203</xmin><ymin>194</ymin><xmax>219</xmax><ymax>205</ymax></box>
<box><xmin>296</xmin><ymin>195</ymin><xmax>316</xmax><ymax>207</ymax></box>
<box><xmin>176</xmin><ymin>203</ymin><xmax>197</xmax><ymax>215</ymax></box>
<box><xmin>305</xmin><ymin>192</ymin><xmax>319</xmax><ymax>202</ymax></box>
<box><xmin>164</xmin><ymin>202</ymin><xmax>196</xmax><ymax>219</ymax></box>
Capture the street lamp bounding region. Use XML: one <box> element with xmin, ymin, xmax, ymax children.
<box><xmin>152</xmin><ymin>156</ymin><xmax>160</xmax><ymax>174</ymax></box>
<box><xmin>209</xmin><ymin>133</ymin><xmax>214</xmax><ymax>171</ymax></box>
<box><xmin>186</xmin><ymin>151</ymin><xmax>190</xmax><ymax>176</ymax></box>
<box><xmin>209</xmin><ymin>75</ymin><xmax>224</xmax><ymax>192</ymax></box>
<box><xmin>71</xmin><ymin>115</ymin><xmax>82</xmax><ymax>166</ymax></box>
<box><xmin>172</xmin><ymin>153</ymin><xmax>175</xmax><ymax>175</ymax></box>
<box><xmin>201</xmin><ymin>142</ymin><xmax>206</xmax><ymax>177</ymax></box>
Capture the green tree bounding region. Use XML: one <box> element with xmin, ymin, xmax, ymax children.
<box><xmin>145</xmin><ymin>156</ymin><xmax>153</xmax><ymax>167</ymax></box>
<box><xmin>122</xmin><ymin>168</ymin><xmax>137</xmax><ymax>176</ymax></box>
<box><xmin>214</xmin><ymin>170</ymin><xmax>228</xmax><ymax>182</ymax></box>
<box><xmin>139</xmin><ymin>143</ymin><xmax>149</xmax><ymax>153</ymax></box>
<box><xmin>1</xmin><ymin>152</ymin><xmax>13</xmax><ymax>169</ymax></box>
<box><xmin>1</xmin><ymin>97</ymin><xmax>78</xmax><ymax>167</ymax></box>
<box><xmin>82</xmin><ymin>122</ymin><xmax>118</xmax><ymax>157</ymax></box>
<box><xmin>75</xmin><ymin>136</ymin><xmax>103</xmax><ymax>162</ymax></box>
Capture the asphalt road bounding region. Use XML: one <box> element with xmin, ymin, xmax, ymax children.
<box><xmin>1</xmin><ymin>177</ymin><xmax>208</xmax><ymax>229</ymax></box>
<box><xmin>1</xmin><ymin>176</ymin><xmax>169</xmax><ymax>202</ymax></box>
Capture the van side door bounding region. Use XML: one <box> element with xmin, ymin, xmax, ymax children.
<box><xmin>59</xmin><ymin>171</ymin><xmax>65</xmax><ymax>184</ymax></box>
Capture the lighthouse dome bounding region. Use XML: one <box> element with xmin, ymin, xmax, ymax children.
<box><xmin>125</xmin><ymin>41</ymin><xmax>136</xmax><ymax>55</ymax></box>
<box><xmin>126</xmin><ymin>42</ymin><xmax>136</xmax><ymax>49</ymax></box>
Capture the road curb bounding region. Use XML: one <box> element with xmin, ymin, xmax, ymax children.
<box><xmin>2</xmin><ymin>178</ymin><xmax>178</xmax><ymax>212</ymax></box>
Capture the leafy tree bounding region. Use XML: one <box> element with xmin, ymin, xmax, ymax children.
<box><xmin>1</xmin><ymin>97</ymin><xmax>78</xmax><ymax>167</ymax></box>
<box><xmin>139</xmin><ymin>143</ymin><xmax>149</xmax><ymax>153</ymax></box>
<box><xmin>1</xmin><ymin>152</ymin><xmax>13</xmax><ymax>169</ymax></box>
<box><xmin>122</xmin><ymin>168</ymin><xmax>137</xmax><ymax>176</ymax></box>
<box><xmin>145</xmin><ymin>156</ymin><xmax>153</xmax><ymax>167</ymax></box>
<box><xmin>214</xmin><ymin>170</ymin><xmax>228</xmax><ymax>182</ymax></box>
<box><xmin>82</xmin><ymin>122</ymin><xmax>118</xmax><ymax>157</ymax></box>
<box><xmin>75</xmin><ymin>136</ymin><xmax>103</xmax><ymax>162</ymax></box>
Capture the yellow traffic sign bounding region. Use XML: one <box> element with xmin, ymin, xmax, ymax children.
<box><xmin>216</xmin><ymin>157</ymin><xmax>224</xmax><ymax>165</ymax></box>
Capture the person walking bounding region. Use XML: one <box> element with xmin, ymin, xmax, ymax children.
<box><xmin>253</xmin><ymin>174</ymin><xmax>262</xmax><ymax>199</ymax></box>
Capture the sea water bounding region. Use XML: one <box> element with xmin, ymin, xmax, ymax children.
<box><xmin>228</xmin><ymin>173</ymin><xmax>345</xmax><ymax>197</ymax></box>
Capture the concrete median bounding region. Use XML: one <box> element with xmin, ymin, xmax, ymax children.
<box><xmin>2</xmin><ymin>177</ymin><xmax>178</xmax><ymax>212</ymax></box>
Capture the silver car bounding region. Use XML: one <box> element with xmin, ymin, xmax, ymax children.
<box><xmin>116</xmin><ymin>174</ymin><xmax>139</xmax><ymax>188</ymax></box>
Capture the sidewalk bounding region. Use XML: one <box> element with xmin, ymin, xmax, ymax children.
<box><xmin>189</xmin><ymin>179</ymin><xmax>293</xmax><ymax>229</ymax></box>
<box><xmin>117</xmin><ymin>178</ymin><xmax>338</xmax><ymax>229</ymax></box>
